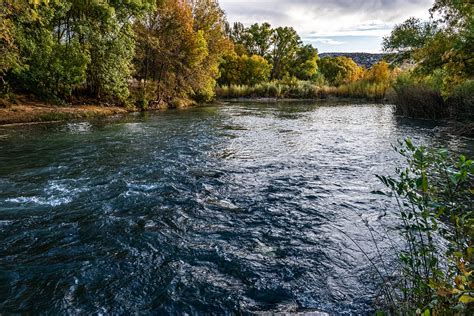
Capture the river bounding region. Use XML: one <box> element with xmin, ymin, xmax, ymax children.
<box><xmin>0</xmin><ymin>101</ymin><xmax>472</xmax><ymax>314</ymax></box>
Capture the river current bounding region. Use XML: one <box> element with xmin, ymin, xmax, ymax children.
<box><xmin>0</xmin><ymin>101</ymin><xmax>471</xmax><ymax>314</ymax></box>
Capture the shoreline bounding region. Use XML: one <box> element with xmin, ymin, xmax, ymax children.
<box><xmin>1</xmin><ymin>99</ymin><xmax>472</xmax><ymax>138</ymax></box>
<box><xmin>0</xmin><ymin>97</ymin><xmax>388</xmax><ymax>126</ymax></box>
<box><xmin>218</xmin><ymin>96</ymin><xmax>390</xmax><ymax>103</ymax></box>
<box><xmin>0</xmin><ymin>102</ymin><xmax>132</xmax><ymax>126</ymax></box>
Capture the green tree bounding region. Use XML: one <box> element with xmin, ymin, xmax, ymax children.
<box><xmin>384</xmin><ymin>0</ymin><xmax>473</xmax><ymax>97</ymax></box>
<box><xmin>0</xmin><ymin>1</ymin><xmax>28</xmax><ymax>93</ymax></box>
<box><xmin>241</xmin><ymin>54</ymin><xmax>271</xmax><ymax>85</ymax></box>
<box><xmin>382</xmin><ymin>17</ymin><xmax>436</xmax><ymax>60</ymax></box>
<box><xmin>218</xmin><ymin>53</ymin><xmax>271</xmax><ymax>86</ymax></box>
<box><xmin>270</xmin><ymin>26</ymin><xmax>302</xmax><ymax>79</ymax></box>
<box><xmin>190</xmin><ymin>0</ymin><xmax>232</xmax><ymax>101</ymax></box>
<box><xmin>244</xmin><ymin>23</ymin><xmax>273</xmax><ymax>57</ymax></box>
<box><xmin>218</xmin><ymin>53</ymin><xmax>241</xmax><ymax>86</ymax></box>
<box><xmin>9</xmin><ymin>1</ymin><xmax>90</xmax><ymax>100</ymax></box>
<box><xmin>4</xmin><ymin>0</ymin><xmax>153</xmax><ymax>102</ymax></box>
<box><xmin>290</xmin><ymin>44</ymin><xmax>319</xmax><ymax>80</ymax></box>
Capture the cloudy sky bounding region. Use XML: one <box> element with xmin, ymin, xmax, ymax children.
<box><xmin>219</xmin><ymin>0</ymin><xmax>433</xmax><ymax>53</ymax></box>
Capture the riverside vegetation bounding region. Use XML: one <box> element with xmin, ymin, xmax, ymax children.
<box><xmin>372</xmin><ymin>140</ymin><xmax>473</xmax><ymax>314</ymax></box>
<box><xmin>0</xmin><ymin>0</ymin><xmax>473</xmax><ymax>314</ymax></box>
<box><xmin>1</xmin><ymin>0</ymin><xmax>472</xmax><ymax>121</ymax></box>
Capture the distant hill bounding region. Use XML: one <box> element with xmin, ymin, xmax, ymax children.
<box><xmin>319</xmin><ymin>52</ymin><xmax>387</xmax><ymax>68</ymax></box>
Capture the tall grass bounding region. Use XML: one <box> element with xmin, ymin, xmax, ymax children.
<box><xmin>216</xmin><ymin>80</ymin><xmax>390</xmax><ymax>100</ymax></box>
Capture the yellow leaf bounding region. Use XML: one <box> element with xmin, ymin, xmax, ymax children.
<box><xmin>459</xmin><ymin>294</ymin><xmax>474</xmax><ymax>304</ymax></box>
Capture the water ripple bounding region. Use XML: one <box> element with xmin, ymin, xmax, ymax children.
<box><xmin>0</xmin><ymin>101</ymin><xmax>472</xmax><ymax>314</ymax></box>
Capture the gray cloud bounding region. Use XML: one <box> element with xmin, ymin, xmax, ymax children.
<box><xmin>219</xmin><ymin>0</ymin><xmax>433</xmax><ymax>52</ymax></box>
<box><xmin>220</xmin><ymin>0</ymin><xmax>432</xmax><ymax>34</ymax></box>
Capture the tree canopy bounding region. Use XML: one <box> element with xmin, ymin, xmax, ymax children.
<box><xmin>220</xmin><ymin>22</ymin><xmax>320</xmax><ymax>85</ymax></box>
<box><xmin>1</xmin><ymin>0</ymin><xmax>230</xmax><ymax>106</ymax></box>
<box><xmin>383</xmin><ymin>0</ymin><xmax>473</xmax><ymax>97</ymax></box>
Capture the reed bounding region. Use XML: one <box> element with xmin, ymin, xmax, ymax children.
<box><xmin>216</xmin><ymin>80</ymin><xmax>390</xmax><ymax>100</ymax></box>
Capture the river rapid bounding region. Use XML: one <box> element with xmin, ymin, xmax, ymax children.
<box><xmin>0</xmin><ymin>101</ymin><xmax>472</xmax><ymax>314</ymax></box>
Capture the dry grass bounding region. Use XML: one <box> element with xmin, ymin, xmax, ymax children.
<box><xmin>0</xmin><ymin>96</ymin><xmax>129</xmax><ymax>125</ymax></box>
<box><xmin>216</xmin><ymin>81</ymin><xmax>390</xmax><ymax>100</ymax></box>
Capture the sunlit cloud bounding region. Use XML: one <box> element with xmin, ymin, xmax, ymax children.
<box><xmin>219</xmin><ymin>0</ymin><xmax>433</xmax><ymax>52</ymax></box>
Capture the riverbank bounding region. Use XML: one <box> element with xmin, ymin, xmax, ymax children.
<box><xmin>0</xmin><ymin>95</ymin><xmax>383</xmax><ymax>126</ymax></box>
<box><xmin>215</xmin><ymin>81</ymin><xmax>393</xmax><ymax>100</ymax></box>
<box><xmin>0</xmin><ymin>96</ymin><xmax>131</xmax><ymax>126</ymax></box>
<box><xmin>2</xmin><ymin>97</ymin><xmax>473</xmax><ymax>139</ymax></box>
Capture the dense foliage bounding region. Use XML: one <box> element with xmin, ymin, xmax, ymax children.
<box><xmin>1</xmin><ymin>1</ymin><xmax>399</xmax><ymax>106</ymax></box>
<box><xmin>318</xmin><ymin>56</ymin><xmax>364</xmax><ymax>86</ymax></box>
<box><xmin>1</xmin><ymin>0</ymin><xmax>155</xmax><ymax>102</ymax></box>
<box><xmin>383</xmin><ymin>0</ymin><xmax>473</xmax><ymax>118</ymax></box>
<box><xmin>377</xmin><ymin>140</ymin><xmax>473</xmax><ymax>314</ymax></box>
<box><xmin>222</xmin><ymin>22</ymin><xmax>320</xmax><ymax>83</ymax></box>
<box><xmin>3</xmin><ymin>0</ymin><xmax>470</xmax><ymax>110</ymax></box>
<box><xmin>1</xmin><ymin>0</ymin><xmax>230</xmax><ymax>107</ymax></box>
<box><xmin>219</xmin><ymin>21</ymin><xmax>395</xmax><ymax>100</ymax></box>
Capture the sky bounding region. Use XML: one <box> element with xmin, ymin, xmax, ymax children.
<box><xmin>219</xmin><ymin>0</ymin><xmax>433</xmax><ymax>53</ymax></box>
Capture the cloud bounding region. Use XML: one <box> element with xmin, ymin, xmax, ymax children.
<box><xmin>308</xmin><ymin>38</ymin><xmax>346</xmax><ymax>45</ymax></box>
<box><xmin>219</xmin><ymin>0</ymin><xmax>433</xmax><ymax>52</ymax></box>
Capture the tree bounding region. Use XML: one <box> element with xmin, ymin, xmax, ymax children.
<box><xmin>218</xmin><ymin>53</ymin><xmax>241</xmax><ymax>86</ymax></box>
<box><xmin>244</xmin><ymin>23</ymin><xmax>273</xmax><ymax>57</ymax></box>
<box><xmin>225</xmin><ymin>22</ymin><xmax>245</xmax><ymax>42</ymax></box>
<box><xmin>430</xmin><ymin>0</ymin><xmax>474</xmax><ymax>93</ymax></box>
<box><xmin>189</xmin><ymin>0</ymin><xmax>232</xmax><ymax>101</ymax></box>
<box><xmin>3</xmin><ymin>0</ymin><xmax>153</xmax><ymax>102</ymax></box>
<box><xmin>290</xmin><ymin>44</ymin><xmax>319</xmax><ymax>80</ymax></box>
<box><xmin>365</xmin><ymin>61</ymin><xmax>391</xmax><ymax>84</ymax></box>
<box><xmin>1</xmin><ymin>1</ymin><xmax>28</xmax><ymax>93</ymax></box>
<box><xmin>218</xmin><ymin>53</ymin><xmax>271</xmax><ymax>86</ymax></box>
<box><xmin>382</xmin><ymin>17</ymin><xmax>436</xmax><ymax>59</ymax></box>
<box><xmin>8</xmin><ymin>1</ymin><xmax>91</xmax><ymax>100</ymax></box>
<box><xmin>270</xmin><ymin>27</ymin><xmax>301</xmax><ymax>79</ymax></box>
<box><xmin>384</xmin><ymin>0</ymin><xmax>473</xmax><ymax>97</ymax></box>
<box><xmin>241</xmin><ymin>55</ymin><xmax>271</xmax><ymax>85</ymax></box>
<box><xmin>319</xmin><ymin>56</ymin><xmax>364</xmax><ymax>86</ymax></box>
<box><xmin>134</xmin><ymin>0</ymin><xmax>208</xmax><ymax>105</ymax></box>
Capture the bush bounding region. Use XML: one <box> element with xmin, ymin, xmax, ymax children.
<box><xmin>447</xmin><ymin>80</ymin><xmax>474</xmax><ymax>120</ymax></box>
<box><xmin>392</xmin><ymin>73</ymin><xmax>447</xmax><ymax>118</ymax></box>
<box><xmin>375</xmin><ymin>139</ymin><xmax>473</xmax><ymax>314</ymax></box>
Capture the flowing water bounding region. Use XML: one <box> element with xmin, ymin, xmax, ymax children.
<box><xmin>0</xmin><ymin>101</ymin><xmax>472</xmax><ymax>314</ymax></box>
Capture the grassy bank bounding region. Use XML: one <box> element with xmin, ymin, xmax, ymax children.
<box><xmin>216</xmin><ymin>81</ymin><xmax>390</xmax><ymax>100</ymax></box>
<box><xmin>0</xmin><ymin>97</ymin><xmax>129</xmax><ymax>125</ymax></box>
<box><xmin>393</xmin><ymin>79</ymin><xmax>474</xmax><ymax>121</ymax></box>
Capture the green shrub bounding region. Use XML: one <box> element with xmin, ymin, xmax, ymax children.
<box><xmin>376</xmin><ymin>139</ymin><xmax>473</xmax><ymax>314</ymax></box>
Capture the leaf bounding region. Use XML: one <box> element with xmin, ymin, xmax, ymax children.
<box><xmin>436</xmin><ymin>288</ymin><xmax>452</xmax><ymax>297</ymax></box>
<box><xmin>405</xmin><ymin>138</ymin><xmax>415</xmax><ymax>151</ymax></box>
<box><xmin>459</xmin><ymin>294</ymin><xmax>474</xmax><ymax>304</ymax></box>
